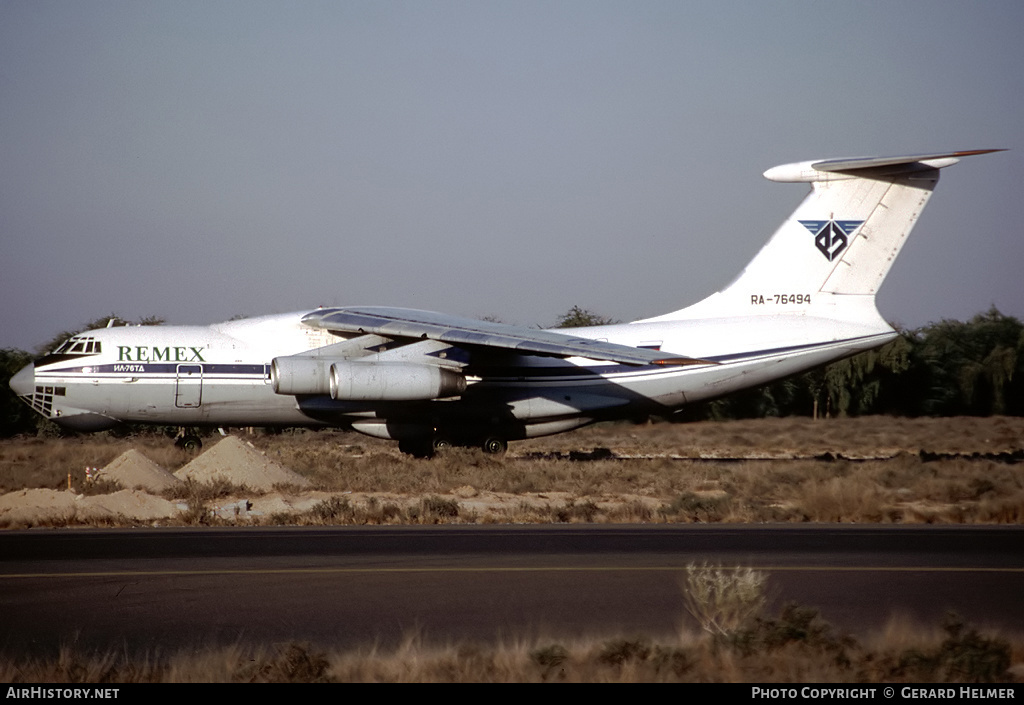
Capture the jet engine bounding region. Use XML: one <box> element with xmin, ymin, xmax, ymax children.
<box><xmin>270</xmin><ymin>357</ymin><xmax>333</xmax><ymax>395</ymax></box>
<box><xmin>271</xmin><ymin>357</ymin><xmax>466</xmax><ymax>401</ymax></box>
<box><xmin>330</xmin><ymin>361</ymin><xmax>466</xmax><ymax>401</ymax></box>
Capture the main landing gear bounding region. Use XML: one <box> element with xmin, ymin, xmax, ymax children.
<box><xmin>398</xmin><ymin>435</ymin><xmax>508</xmax><ymax>458</ymax></box>
<box><xmin>480</xmin><ymin>437</ymin><xmax>508</xmax><ymax>455</ymax></box>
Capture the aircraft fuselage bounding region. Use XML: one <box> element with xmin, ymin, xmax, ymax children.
<box><xmin>12</xmin><ymin>309</ymin><xmax>894</xmax><ymax>444</ymax></box>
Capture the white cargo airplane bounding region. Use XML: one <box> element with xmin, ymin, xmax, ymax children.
<box><xmin>10</xmin><ymin>150</ymin><xmax>1000</xmax><ymax>456</ymax></box>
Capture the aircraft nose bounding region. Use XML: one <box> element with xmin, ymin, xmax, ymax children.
<box><xmin>9</xmin><ymin>363</ymin><xmax>34</xmax><ymax>397</ymax></box>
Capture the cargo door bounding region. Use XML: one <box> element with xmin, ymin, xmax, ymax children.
<box><xmin>175</xmin><ymin>364</ymin><xmax>203</xmax><ymax>408</ymax></box>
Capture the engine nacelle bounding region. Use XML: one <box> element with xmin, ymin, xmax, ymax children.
<box><xmin>270</xmin><ymin>357</ymin><xmax>333</xmax><ymax>395</ymax></box>
<box><xmin>330</xmin><ymin>361</ymin><xmax>466</xmax><ymax>401</ymax></box>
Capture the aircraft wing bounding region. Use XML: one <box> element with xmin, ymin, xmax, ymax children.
<box><xmin>301</xmin><ymin>306</ymin><xmax>708</xmax><ymax>367</ymax></box>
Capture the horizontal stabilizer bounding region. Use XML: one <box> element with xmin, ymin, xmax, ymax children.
<box><xmin>764</xmin><ymin>149</ymin><xmax>1004</xmax><ymax>182</ymax></box>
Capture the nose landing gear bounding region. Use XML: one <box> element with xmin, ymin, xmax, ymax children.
<box><xmin>172</xmin><ymin>428</ymin><xmax>203</xmax><ymax>452</ymax></box>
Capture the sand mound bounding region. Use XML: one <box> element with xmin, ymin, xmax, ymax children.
<box><xmin>0</xmin><ymin>489</ymin><xmax>78</xmax><ymax>526</ymax></box>
<box><xmin>0</xmin><ymin>488</ymin><xmax>180</xmax><ymax>527</ymax></box>
<box><xmin>102</xmin><ymin>449</ymin><xmax>182</xmax><ymax>493</ymax></box>
<box><xmin>174</xmin><ymin>436</ymin><xmax>310</xmax><ymax>491</ymax></box>
<box><xmin>77</xmin><ymin>489</ymin><xmax>178</xmax><ymax>521</ymax></box>
<box><xmin>248</xmin><ymin>490</ymin><xmax>336</xmax><ymax>516</ymax></box>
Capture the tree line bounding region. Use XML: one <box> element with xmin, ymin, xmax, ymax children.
<box><xmin>1</xmin><ymin>308</ymin><xmax>1021</xmax><ymax>438</ymax></box>
<box><xmin>674</xmin><ymin>307</ymin><xmax>1023</xmax><ymax>421</ymax></box>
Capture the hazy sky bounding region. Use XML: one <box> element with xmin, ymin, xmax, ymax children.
<box><xmin>3</xmin><ymin>1</ymin><xmax>1022</xmax><ymax>351</ymax></box>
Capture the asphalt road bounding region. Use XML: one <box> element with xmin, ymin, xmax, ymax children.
<box><xmin>1</xmin><ymin>525</ymin><xmax>1021</xmax><ymax>655</ymax></box>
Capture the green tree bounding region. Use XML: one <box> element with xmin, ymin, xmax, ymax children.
<box><xmin>554</xmin><ymin>306</ymin><xmax>618</xmax><ymax>328</ymax></box>
<box><xmin>821</xmin><ymin>334</ymin><xmax>913</xmax><ymax>417</ymax></box>
<box><xmin>0</xmin><ymin>348</ymin><xmax>37</xmax><ymax>437</ymax></box>
<box><xmin>905</xmin><ymin>308</ymin><xmax>1022</xmax><ymax>416</ymax></box>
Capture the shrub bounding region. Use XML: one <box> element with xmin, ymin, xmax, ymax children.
<box><xmin>530</xmin><ymin>644</ymin><xmax>569</xmax><ymax>681</ymax></box>
<box><xmin>894</xmin><ymin>613</ymin><xmax>1011</xmax><ymax>682</ymax></box>
<box><xmin>681</xmin><ymin>563</ymin><xmax>767</xmax><ymax>637</ymax></box>
<box><xmin>554</xmin><ymin>499</ymin><xmax>599</xmax><ymax>522</ymax></box>
<box><xmin>730</xmin><ymin>603</ymin><xmax>857</xmax><ymax>667</ymax></box>
<box><xmin>257</xmin><ymin>643</ymin><xmax>330</xmax><ymax>683</ymax></box>
<box><xmin>409</xmin><ymin>495</ymin><xmax>460</xmax><ymax>523</ymax></box>
<box><xmin>664</xmin><ymin>492</ymin><xmax>731</xmax><ymax>522</ymax></box>
<box><xmin>310</xmin><ymin>496</ymin><xmax>354</xmax><ymax>523</ymax></box>
<box><xmin>599</xmin><ymin>638</ymin><xmax>652</xmax><ymax>666</ymax></box>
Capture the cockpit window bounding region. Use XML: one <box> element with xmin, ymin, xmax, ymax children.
<box><xmin>52</xmin><ymin>336</ymin><xmax>101</xmax><ymax>356</ymax></box>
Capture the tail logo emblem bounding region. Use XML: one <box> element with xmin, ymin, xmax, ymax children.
<box><xmin>800</xmin><ymin>220</ymin><xmax>863</xmax><ymax>262</ymax></box>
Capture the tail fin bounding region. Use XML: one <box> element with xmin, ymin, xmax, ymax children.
<box><xmin>645</xmin><ymin>150</ymin><xmax>1001</xmax><ymax>323</ymax></box>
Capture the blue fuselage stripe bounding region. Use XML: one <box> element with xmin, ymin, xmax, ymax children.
<box><xmin>37</xmin><ymin>363</ymin><xmax>267</xmax><ymax>376</ymax></box>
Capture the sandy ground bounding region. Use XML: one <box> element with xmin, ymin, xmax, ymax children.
<box><xmin>1</xmin><ymin>416</ymin><xmax>1022</xmax><ymax>527</ymax></box>
<box><xmin>0</xmin><ymin>435</ymin><xmax>313</xmax><ymax>525</ymax></box>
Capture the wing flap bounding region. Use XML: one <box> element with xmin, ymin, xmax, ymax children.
<box><xmin>302</xmin><ymin>307</ymin><xmax>709</xmax><ymax>367</ymax></box>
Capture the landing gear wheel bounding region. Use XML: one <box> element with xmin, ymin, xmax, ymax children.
<box><xmin>481</xmin><ymin>437</ymin><xmax>507</xmax><ymax>455</ymax></box>
<box><xmin>175</xmin><ymin>434</ymin><xmax>203</xmax><ymax>452</ymax></box>
<box><xmin>432</xmin><ymin>437</ymin><xmax>453</xmax><ymax>452</ymax></box>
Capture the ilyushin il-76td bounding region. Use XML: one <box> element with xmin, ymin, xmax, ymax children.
<box><xmin>10</xmin><ymin>150</ymin><xmax>1001</xmax><ymax>456</ymax></box>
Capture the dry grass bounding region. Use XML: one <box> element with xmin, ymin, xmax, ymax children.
<box><xmin>0</xmin><ymin>433</ymin><xmax>190</xmax><ymax>494</ymax></box>
<box><xmin>1</xmin><ymin>416</ymin><xmax>1022</xmax><ymax>526</ymax></box>
<box><xmin>1</xmin><ymin>603</ymin><xmax>1018</xmax><ymax>683</ymax></box>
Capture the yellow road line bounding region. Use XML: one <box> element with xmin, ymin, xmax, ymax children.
<box><xmin>1</xmin><ymin>564</ymin><xmax>1022</xmax><ymax>579</ymax></box>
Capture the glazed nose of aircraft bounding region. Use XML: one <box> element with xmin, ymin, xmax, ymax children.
<box><xmin>9</xmin><ymin>363</ymin><xmax>34</xmax><ymax>397</ymax></box>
